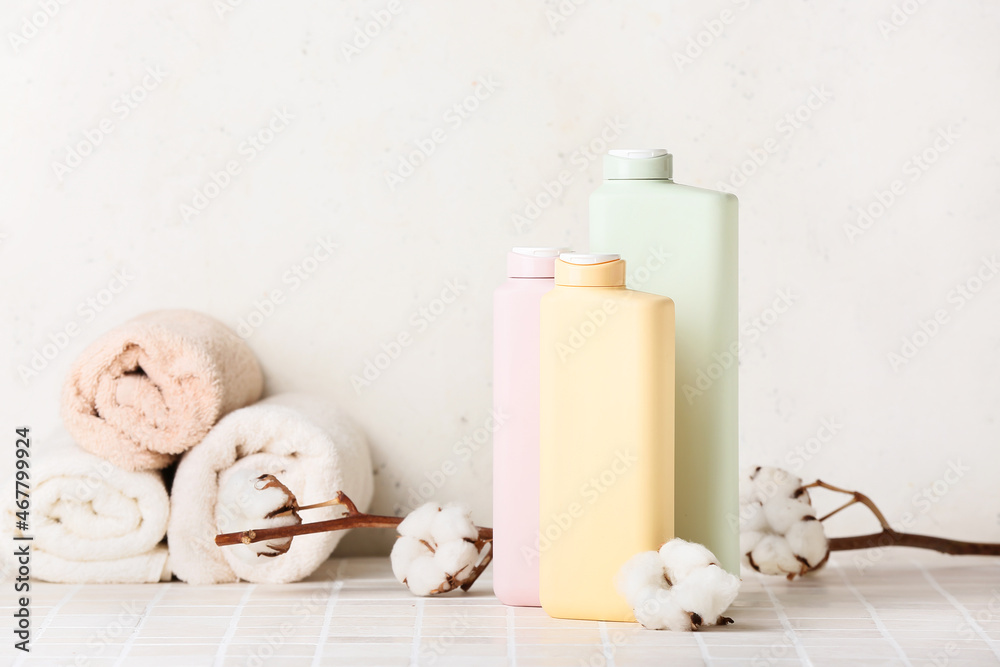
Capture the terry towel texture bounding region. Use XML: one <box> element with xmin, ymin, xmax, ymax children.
<box><xmin>2</xmin><ymin>440</ymin><xmax>170</xmax><ymax>584</ymax></box>
<box><xmin>62</xmin><ymin>309</ymin><xmax>264</xmax><ymax>471</ymax></box>
<box><xmin>168</xmin><ymin>393</ymin><xmax>374</xmax><ymax>584</ymax></box>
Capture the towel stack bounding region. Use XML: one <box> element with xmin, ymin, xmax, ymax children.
<box><xmin>3</xmin><ymin>309</ymin><xmax>373</xmax><ymax>585</ymax></box>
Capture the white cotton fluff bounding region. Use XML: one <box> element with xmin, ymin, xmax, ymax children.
<box><xmin>430</xmin><ymin>504</ymin><xmax>478</xmax><ymax>544</ymax></box>
<box><xmin>785</xmin><ymin>519</ymin><xmax>828</xmax><ymax>567</ymax></box>
<box><xmin>740</xmin><ymin>530</ymin><xmax>765</xmax><ymax>560</ymax></box>
<box><xmin>749</xmin><ymin>535</ymin><xmax>802</xmax><ymax>576</ymax></box>
<box><xmin>670</xmin><ymin>565</ymin><xmax>742</xmax><ymax>626</ymax></box>
<box><xmin>220</xmin><ymin>473</ymin><xmax>301</xmax><ymax>561</ymax></box>
<box><xmin>403</xmin><ymin>556</ymin><xmax>449</xmax><ymax>596</ymax></box>
<box><xmin>763</xmin><ymin>496</ymin><xmax>816</xmax><ymax>535</ymax></box>
<box><xmin>632</xmin><ymin>586</ymin><xmax>693</xmax><ymax>631</ymax></box>
<box><xmin>617</xmin><ymin>539</ymin><xmax>742</xmax><ymax>632</ymax></box>
<box><xmin>741</xmin><ymin>502</ymin><xmax>770</xmax><ymax>532</ymax></box>
<box><xmin>616</xmin><ymin>551</ymin><xmax>668</xmax><ymax>607</ymax></box>
<box><xmin>390</xmin><ymin>536</ymin><xmax>432</xmax><ymax>583</ymax></box>
<box><xmin>741</xmin><ymin>466</ymin><xmax>802</xmax><ymax>505</ymax></box>
<box><xmin>433</xmin><ymin>539</ymin><xmax>479</xmax><ymax>578</ymax></box>
<box><xmin>397</xmin><ymin>503</ymin><xmax>440</xmax><ymax>541</ymax></box>
<box><xmin>658</xmin><ymin>538</ymin><xmax>718</xmax><ymax>584</ymax></box>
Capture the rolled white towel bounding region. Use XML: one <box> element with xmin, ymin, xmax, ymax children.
<box><xmin>1</xmin><ymin>438</ymin><xmax>170</xmax><ymax>584</ymax></box>
<box><xmin>168</xmin><ymin>393</ymin><xmax>374</xmax><ymax>584</ymax></box>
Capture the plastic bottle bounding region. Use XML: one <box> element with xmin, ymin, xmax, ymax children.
<box><xmin>493</xmin><ymin>247</ymin><xmax>563</xmax><ymax>607</ymax></box>
<box><xmin>539</xmin><ymin>253</ymin><xmax>675</xmax><ymax>622</ymax></box>
<box><xmin>590</xmin><ymin>149</ymin><xmax>739</xmax><ymax>574</ymax></box>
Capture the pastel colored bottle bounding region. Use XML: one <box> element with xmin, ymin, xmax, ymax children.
<box><xmin>590</xmin><ymin>149</ymin><xmax>739</xmax><ymax>574</ymax></box>
<box><xmin>493</xmin><ymin>247</ymin><xmax>563</xmax><ymax>607</ymax></box>
<box><xmin>539</xmin><ymin>253</ymin><xmax>674</xmax><ymax>622</ymax></box>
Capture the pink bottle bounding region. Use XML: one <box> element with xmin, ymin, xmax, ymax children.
<box><xmin>493</xmin><ymin>247</ymin><xmax>564</xmax><ymax>607</ymax></box>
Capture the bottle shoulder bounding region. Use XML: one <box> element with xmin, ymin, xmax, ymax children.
<box><xmin>592</xmin><ymin>180</ymin><xmax>738</xmax><ymax>206</ymax></box>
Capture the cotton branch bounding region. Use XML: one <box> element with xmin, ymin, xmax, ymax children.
<box><xmin>803</xmin><ymin>479</ymin><xmax>1000</xmax><ymax>559</ymax></box>
<box><xmin>215</xmin><ymin>478</ymin><xmax>493</xmax><ymax>593</ymax></box>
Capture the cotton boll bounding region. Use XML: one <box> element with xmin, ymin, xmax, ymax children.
<box><xmin>744</xmin><ymin>466</ymin><xmax>802</xmax><ymax>504</ymax></box>
<box><xmin>750</xmin><ymin>535</ymin><xmax>803</xmax><ymax>576</ymax></box>
<box><xmin>218</xmin><ymin>473</ymin><xmax>301</xmax><ymax>561</ymax></box>
<box><xmin>226</xmin><ymin>509</ymin><xmax>301</xmax><ymax>562</ymax></box>
<box><xmin>763</xmin><ymin>496</ymin><xmax>815</xmax><ymax>535</ymax></box>
<box><xmin>632</xmin><ymin>586</ymin><xmax>693</xmax><ymax>631</ymax></box>
<box><xmin>391</xmin><ymin>536</ymin><xmax>433</xmax><ymax>583</ymax></box>
<box><xmin>616</xmin><ymin>551</ymin><xmax>668</xmax><ymax>607</ymax></box>
<box><xmin>430</xmin><ymin>503</ymin><xmax>477</xmax><ymax>544</ymax></box>
<box><xmin>397</xmin><ymin>503</ymin><xmax>440</xmax><ymax>541</ymax></box>
<box><xmin>740</xmin><ymin>530</ymin><xmax>765</xmax><ymax>559</ymax></box>
<box><xmin>670</xmin><ymin>565</ymin><xmax>741</xmax><ymax>626</ymax></box>
<box><xmin>658</xmin><ymin>538</ymin><xmax>719</xmax><ymax>584</ymax></box>
<box><xmin>740</xmin><ymin>502</ymin><xmax>770</xmax><ymax>532</ymax></box>
<box><xmin>785</xmin><ymin>519</ymin><xmax>829</xmax><ymax>567</ymax></box>
<box><xmin>404</xmin><ymin>556</ymin><xmax>448</xmax><ymax>596</ymax></box>
<box><xmin>433</xmin><ymin>539</ymin><xmax>479</xmax><ymax>578</ymax></box>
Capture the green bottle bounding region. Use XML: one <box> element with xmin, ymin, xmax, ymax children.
<box><xmin>590</xmin><ymin>149</ymin><xmax>739</xmax><ymax>574</ymax></box>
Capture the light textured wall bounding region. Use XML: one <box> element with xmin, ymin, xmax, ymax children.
<box><xmin>3</xmin><ymin>0</ymin><xmax>998</xmax><ymax>555</ymax></box>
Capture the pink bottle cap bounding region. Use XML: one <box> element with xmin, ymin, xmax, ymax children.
<box><xmin>507</xmin><ymin>247</ymin><xmax>566</xmax><ymax>278</ymax></box>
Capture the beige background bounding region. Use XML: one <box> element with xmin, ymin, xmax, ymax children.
<box><xmin>2</xmin><ymin>0</ymin><xmax>998</xmax><ymax>554</ymax></box>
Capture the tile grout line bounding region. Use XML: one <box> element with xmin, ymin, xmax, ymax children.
<box><xmin>913</xmin><ymin>559</ymin><xmax>1000</xmax><ymax>661</ymax></box>
<box><xmin>758</xmin><ymin>573</ymin><xmax>814</xmax><ymax>667</ymax></box>
<box><xmin>598</xmin><ymin>621</ymin><xmax>616</xmax><ymax>667</ymax></box>
<box><xmin>310</xmin><ymin>561</ymin><xmax>346</xmax><ymax>667</ymax></box>
<box><xmin>13</xmin><ymin>583</ymin><xmax>81</xmax><ymax>667</ymax></box>
<box><xmin>409</xmin><ymin>597</ymin><xmax>425</xmax><ymax>667</ymax></box>
<box><xmin>506</xmin><ymin>606</ymin><xmax>517</xmax><ymax>667</ymax></box>
<box><xmin>835</xmin><ymin>564</ymin><xmax>912</xmax><ymax>666</ymax></box>
<box><xmin>112</xmin><ymin>583</ymin><xmax>171</xmax><ymax>667</ymax></box>
<box><xmin>693</xmin><ymin>630</ymin><xmax>712</xmax><ymax>666</ymax></box>
<box><xmin>213</xmin><ymin>583</ymin><xmax>256</xmax><ymax>667</ymax></box>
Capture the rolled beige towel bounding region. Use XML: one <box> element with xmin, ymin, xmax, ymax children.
<box><xmin>168</xmin><ymin>393</ymin><xmax>374</xmax><ymax>584</ymax></box>
<box><xmin>61</xmin><ymin>309</ymin><xmax>264</xmax><ymax>471</ymax></box>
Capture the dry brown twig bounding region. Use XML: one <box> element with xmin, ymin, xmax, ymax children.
<box><xmin>801</xmin><ymin>479</ymin><xmax>1000</xmax><ymax>574</ymax></box>
<box><xmin>215</xmin><ymin>475</ymin><xmax>494</xmax><ymax>593</ymax></box>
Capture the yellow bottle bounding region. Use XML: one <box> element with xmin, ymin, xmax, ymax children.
<box><xmin>539</xmin><ymin>253</ymin><xmax>675</xmax><ymax>622</ymax></box>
